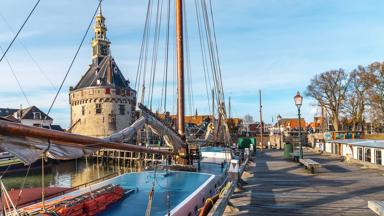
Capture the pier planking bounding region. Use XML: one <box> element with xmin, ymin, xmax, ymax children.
<box><xmin>225</xmin><ymin>149</ymin><xmax>384</xmax><ymax>215</ymax></box>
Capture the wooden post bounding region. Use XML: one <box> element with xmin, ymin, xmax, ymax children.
<box><xmin>259</xmin><ymin>90</ymin><xmax>264</xmax><ymax>150</ymax></box>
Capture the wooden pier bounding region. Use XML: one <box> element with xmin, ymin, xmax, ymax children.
<box><xmin>92</xmin><ymin>147</ymin><xmax>170</xmax><ymax>168</ymax></box>
<box><xmin>225</xmin><ymin>149</ymin><xmax>384</xmax><ymax>215</ymax></box>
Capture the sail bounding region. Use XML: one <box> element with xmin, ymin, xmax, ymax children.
<box><xmin>0</xmin><ymin>135</ymin><xmax>97</xmax><ymax>165</ymax></box>
<box><xmin>0</xmin><ymin>119</ymin><xmax>172</xmax><ymax>165</ymax></box>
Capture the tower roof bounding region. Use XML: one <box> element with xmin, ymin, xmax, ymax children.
<box><xmin>72</xmin><ymin>3</ymin><xmax>131</xmax><ymax>91</ymax></box>
<box><xmin>74</xmin><ymin>55</ymin><xmax>130</xmax><ymax>90</ymax></box>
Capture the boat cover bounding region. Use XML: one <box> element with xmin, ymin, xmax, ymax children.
<box><xmin>0</xmin><ymin>107</ymin><xmax>185</xmax><ymax>165</ymax></box>
<box><xmin>0</xmin><ymin>135</ymin><xmax>97</xmax><ymax>165</ymax></box>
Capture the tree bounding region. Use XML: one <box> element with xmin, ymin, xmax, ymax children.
<box><xmin>243</xmin><ymin>114</ymin><xmax>254</xmax><ymax>124</ymax></box>
<box><xmin>306</xmin><ymin>69</ymin><xmax>350</xmax><ymax>131</ymax></box>
<box><xmin>366</xmin><ymin>62</ymin><xmax>384</xmax><ymax>129</ymax></box>
<box><xmin>344</xmin><ymin>67</ymin><xmax>370</xmax><ymax>131</ymax></box>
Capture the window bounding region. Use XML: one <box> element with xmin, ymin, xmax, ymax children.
<box><xmin>119</xmin><ymin>105</ymin><xmax>125</xmax><ymax>115</ymax></box>
<box><xmin>96</xmin><ymin>104</ymin><xmax>102</xmax><ymax>114</ymax></box>
<box><xmin>33</xmin><ymin>123</ymin><xmax>42</xmax><ymax>127</ymax></box>
<box><xmin>33</xmin><ymin>112</ymin><xmax>41</xmax><ymax>120</ymax></box>
<box><xmin>82</xmin><ymin>106</ymin><xmax>85</xmax><ymax>115</ymax></box>
<box><xmin>365</xmin><ymin>148</ymin><xmax>371</xmax><ymax>162</ymax></box>
<box><xmin>376</xmin><ymin>150</ymin><xmax>382</xmax><ymax>165</ymax></box>
<box><xmin>358</xmin><ymin>148</ymin><xmax>363</xmax><ymax>161</ymax></box>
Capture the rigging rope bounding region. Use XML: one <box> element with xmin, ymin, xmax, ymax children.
<box><xmin>0</xmin><ymin>46</ymin><xmax>31</xmax><ymax>106</ymax></box>
<box><xmin>159</xmin><ymin>0</ymin><xmax>171</xmax><ymax>113</ymax></box>
<box><xmin>45</xmin><ymin>0</ymin><xmax>103</xmax><ymax>117</ymax></box>
<box><xmin>0</xmin><ymin>0</ymin><xmax>41</xmax><ymax>64</ymax></box>
<box><xmin>0</xmin><ymin>12</ymin><xmax>67</xmax><ymax>103</ymax></box>
<box><xmin>15</xmin><ymin>164</ymin><xmax>32</xmax><ymax>208</ymax></box>
<box><xmin>194</xmin><ymin>0</ymin><xmax>211</xmax><ymax>115</ymax></box>
<box><xmin>148</xmin><ymin>0</ymin><xmax>164</xmax><ymax>109</ymax></box>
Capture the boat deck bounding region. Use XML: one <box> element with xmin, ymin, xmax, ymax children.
<box><xmin>225</xmin><ymin>149</ymin><xmax>384</xmax><ymax>216</ymax></box>
<box><xmin>22</xmin><ymin>171</ymin><xmax>214</xmax><ymax>216</ymax></box>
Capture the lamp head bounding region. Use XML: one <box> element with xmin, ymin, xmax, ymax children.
<box><xmin>294</xmin><ymin>91</ymin><xmax>303</xmax><ymax>109</ymax></box>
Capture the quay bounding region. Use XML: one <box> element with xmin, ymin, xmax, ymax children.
<box><xmin>225</xmin><ymin>149</ymin><xmax>384</xmax><ymax>216</ymax></box>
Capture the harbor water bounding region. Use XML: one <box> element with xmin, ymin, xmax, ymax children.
<box><xmin>1</xmin><ymin>158</ymin><xmax>138</xmax><ymax>190</ymax></box>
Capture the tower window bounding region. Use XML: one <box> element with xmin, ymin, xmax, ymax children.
<box><xmin>96</xmin><ymin>104</ymin><xmax>102</xmax><ymax>114</ymax></box>
<box><xmin>82</xmin><ymin>106</ymin><xmax>85</xmax><ymax>115</ymax></box>
<box><xmin>119</xmin><ymin>105</ymin><xmax>125</xmax><ymax>115</ymax></box>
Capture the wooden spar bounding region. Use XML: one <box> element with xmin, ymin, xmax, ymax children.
<box><xmin>0</xmin><ymin>120</ymin><xmax>173</xmax><ymax>155</ymax></box>
<box><xmin>176</xmin><ymin>0</ymin><xmax>185</xmax><ymax>137</ymax></box>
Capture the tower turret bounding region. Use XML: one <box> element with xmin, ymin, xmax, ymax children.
<box><xmin>91</xmin><ymin>4</ymin><xmax>110</xmax><ymax>64</ymax></box>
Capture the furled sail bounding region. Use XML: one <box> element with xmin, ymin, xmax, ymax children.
<box><xmin>105</xmin><ymin>116</ymin><xmax>146</xmax><ymax>142</ymax></box>
<box><xmin>0</xmin><ymin>119</ymin><xmax>172</xmax><ymax>165</ymax></box>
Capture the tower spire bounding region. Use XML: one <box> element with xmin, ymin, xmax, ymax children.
<box><xmin>98</xmin><ymin>1</ymin><xmax>103</xmax><ymax>17</ymax></box>
<box><xmin>92</xmin><ymin>1</ymin><xmax>110</xmax><ymax>64</ymax></box>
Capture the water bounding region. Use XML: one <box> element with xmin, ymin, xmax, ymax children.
<box><xmin>1</xmin><ymin>159</ymin><xmax>136</xmax><ymax>190</ymax></box>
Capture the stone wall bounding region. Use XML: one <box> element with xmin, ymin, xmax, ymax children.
<box><xmin>69</xmin><ymin>86</ymin><xmax>136</xmax><ymax>138</ymax></box>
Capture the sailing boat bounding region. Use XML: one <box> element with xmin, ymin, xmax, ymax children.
<box><xmin>0</xmin><ymin>0</ymin><xmax>236</xmax><ymax>215</ymax></box>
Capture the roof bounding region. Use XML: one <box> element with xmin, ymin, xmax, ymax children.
<box><xmin>15</xmin><ymin>106</ymin><xmax>53</xmax><ymax>121</ymax></box>
<box><xmin>158</xmin><ymin>114</ymin><xmax>211</xmax><ymax>125</ymax></box>
<box><xmin>3</xmin><ymin>115</ymin><xmax>20</xmax><ymax>123</ymax></box>
<box><xmin>328</xmin><ymin>139</ymin><xmax>384</xmax><ymax>149</ymax></box>
<box><xmin>0</xmin><ymin>108</ymin><xmax>18</xmax><ymax>117</ymax></box>
<box><xmin>74</xmin><ymin>55</ymin><xmax>130</xmax><ymax>90</ymax></box>
<box><xmin>277</xmin><ymin>118</ymin><xmax>306</xmax><ymax>128</ymax></box>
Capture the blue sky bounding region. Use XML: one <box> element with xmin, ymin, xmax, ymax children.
<box><xmin>1</xmin><ymin>0</ymin><xmax>384</xmax><ymax>128</ymax></box>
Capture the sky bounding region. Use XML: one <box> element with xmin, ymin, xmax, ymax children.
<box><xmin>1</xmin><ymin>0</ymin><xmax>384</xmax><ymax>128</ymax></box>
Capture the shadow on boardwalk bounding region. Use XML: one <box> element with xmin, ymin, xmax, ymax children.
<box><xmin>224</xmin><ymin>149</ymin><xmax>384</xmax><ymax>216</ymax></box>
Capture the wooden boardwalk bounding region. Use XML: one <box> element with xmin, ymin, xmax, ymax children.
<box><xmin>224</xmin><ymin>149</ymin><xmax>384</xmax><ymax>216</ymax></box>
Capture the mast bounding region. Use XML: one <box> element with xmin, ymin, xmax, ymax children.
<box><xmin>259</xmin><ymin>90</ymin><xmax>264</xmax><ymax>149</ymax></box>
<box><xmin>212</xmin><ymin>89</ymin><xmax>215</xmax><ymax>125</ymax></box>
<box><xmin>176</xmin><ymin>0</ymin><xmax>185</xmax><ymax>137</ymax></box>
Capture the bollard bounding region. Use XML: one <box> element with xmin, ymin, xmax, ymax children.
<box><xmin>228</xmin><ymin>159</ymin><xmax>240</xmax><ymax>182</ymax></box>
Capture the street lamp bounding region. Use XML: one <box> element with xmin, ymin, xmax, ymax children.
<box><xmin>294</xmin><ymin>91</ymin><xmax>304</xmax><ymax>159</ymax></box>
<box><xmin>277</xmin><ymin>114</ymin><xmax>282</xmax><ymax>149</ymax></box>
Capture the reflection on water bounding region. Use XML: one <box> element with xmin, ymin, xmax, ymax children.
<box><xmin>1</xmin><ymin>159</ymin><xmax>138</xmax><ymax>190</ymax></box>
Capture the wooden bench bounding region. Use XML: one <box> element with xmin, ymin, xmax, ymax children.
<box><xmin>299</xmin><ymin>158</ymin><xmax>321</xmax><ymax>174</ymax></box>
<box><xmin>289</xmin><ymin>152</ymin><xmax>300</xmax><ymax>162</ymax></box>
<box><xmin>368</xmin><ymin>200</ymin><xmax>384</xmax><ymax>215</ymax></box>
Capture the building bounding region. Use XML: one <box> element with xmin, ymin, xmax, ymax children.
<box><xmin>277</xmin><ymin>118</ymin><xmax>306</xmax><ymax>131</ymax></box>
<box><xmin>0</xmin><ymin>106</ymin><xmax>63</xmax><ymax>130</ymax></box>
<box><xmin>158</xmin><ymin>113</ymin><xmax>212</xmax><ymax>126</ymax></box>
<box><xmin>321</xmin><ymin>139</ymin><xmax>384</xmax><ymax>167</ymax></box>
<box><xmin>69</xmin><ymin>6</ymin><xmax>137</xmax><ymax>138</ymax></box>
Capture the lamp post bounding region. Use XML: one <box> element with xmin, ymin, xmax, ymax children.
<box><xmin>277</xmin><ymin>114</ymin><xmax>282</xmax><ymax>150</ymax></box>
<box><xmin>294</xmin><ymin>91</ymin><xmax>303</xmax><ymax>159</ymax></box>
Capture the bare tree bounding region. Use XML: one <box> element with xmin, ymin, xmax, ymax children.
<box><xmin>366</xmin><ymin>62</ymin><xmax>384</xmax><ymax>128</ymax></box>
<box><xmin>306</xmin><ymin>69</ymin><xmax>350</xmax><ymax>131</ymax></box>
<box><xmin>344</xmin><ymin>66</ymin><xmax>370</xmax><ymax>131</ymax></box>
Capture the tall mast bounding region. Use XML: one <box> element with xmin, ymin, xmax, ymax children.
<box><xmin>176</xmin><ymin>0</ymin><xmax>185</xmax><ymax>137</ymax></box>
<box><xmin>259</xmin><ymin>89</ymin><xmax>264</xmax><ymax>149</ymax></box>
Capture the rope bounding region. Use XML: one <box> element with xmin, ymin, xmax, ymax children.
<box><xmin>0</xmin><ymin>12</ymin><xmax>67</xmax><ymax>103</ymax></box>
<box><xmin>0</xmin><ymin>46</ymin><xmax>31</xmax><ymax>106</ymax></box>
<box><xmin>140</xmin><ymin>0</ymin><xmax>154</xmax><ymax>105</ymax></box>
<box><xmin>148</xmin><ymin>0</ymin><xmax>164</xmax><ymax>109</ymax></box>
<box><xmin>195</xmin><ymin>0</ymin><xmax>212</xmax><ymax>114</ymax></box>
<box><xmin>0</xmin><ymin>165</ymin><xmax>12</xmax><ymax>179</ymax></box>
<box><xmin>159</xmin><ymin>0</ymin><xmax>171</xmax><ymax>113</ymax></box>
<box><xmin>0</xmin><ymin>0</ymin><xmax>41</xmax><ymax>64</ymax></box>
<box><xmin>15</xmin><ymin>164</ymin><xmax>32</xmax><ymax>208</ymax></box>
<box><xmin>45</xmin><ymin>0</ymin><xmax>103</xmax><ymax>118</ymax></box>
